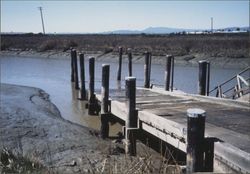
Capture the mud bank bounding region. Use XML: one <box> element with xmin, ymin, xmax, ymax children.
<box><xmin>1</xmin><ymin>50</ymin><xmax>249</xmax><ymax>69</ymax></box>
<box><xmin>0</xmin><ymin>83</ymin><xmax>181</xmax><ymax>173</ymax></box>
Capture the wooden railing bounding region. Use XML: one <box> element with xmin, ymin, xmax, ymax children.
<box><xmin>209</xmin><ymin>67</ymin><xmax>250</xmax><ymax>99</ymax></box>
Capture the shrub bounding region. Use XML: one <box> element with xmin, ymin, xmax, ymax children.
<box><xmin>1</xmin><ymin>42</ymin><xmax>10</xmax><ymax>50</ymax></box>
<box><xmin>38</xmin><ymin>40</ymin><xmax>58</xmax><ymax>52</ymax></box>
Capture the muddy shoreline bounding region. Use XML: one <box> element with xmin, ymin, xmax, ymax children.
<box><xmin>0</xmin><ymin>83</ymin><xmax>182</xmax><ymax>173</ymax></box>
<box><xmin>1</xmin><ymin>50</ymin><xmax>249</xmax><ymax>69</ymax></box>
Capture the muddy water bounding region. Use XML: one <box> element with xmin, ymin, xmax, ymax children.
<box><xmin>1</xmin><ymin>56</ymin><xmax>243</xmax><ymax>133</ymax></box>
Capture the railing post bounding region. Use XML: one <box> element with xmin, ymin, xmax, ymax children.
<box><xmin>100</xmin><ymin>64</ymin><xmax>110</xmax><ymax>139</ymax></box>
<box><xmin>234</xmin><ymin>84</ymin><xmax>240</xmax><ymax>99</ymax></box>
<box><xmin>88</xmin><ymin>57</ymin><xmax>96</xmax><ymax>115</ymax></box>
<box><xmin>70</xmin><ymin>48</ymin><xmax>75</xmax><ymax>82</ymax></box>
<box><xmin>72</xmin><ymin>49</ymin><xmax>80</xmax><ymax>90</ymax></box>
<box><xmin>128</xmin><ymin>48</ymin><xmax>132</xmax><ymax>76</ymax></box>
<box><xmin>165</xmin><ymin>55</ymin><xmax>174</xmax><ymax>91</ymax></box>
<box><xmin>198</xmin><ymin>60</ymin><xmax>210</xmax><ymax>96</ymax></box>
<box><xmin>117</xmin><ymin>47</ymin><xmax>123</xmax><ymax>81</ymax></box>
<box><xmin>236</xmin><ymin>75</ymin><xmax>243</xmax><ymax>97</ymax></box>
<box><xmin>79</xmin><ymin>53</ymin><xmax>86</xmax><ymax>100</ymax></box>
<box><xmin>144</xmin><ymin>51</ymin><xmax>151</xmax><ymax>88</ymax></box>
<box><xmin>186</xmin><ymin>108</ymin><xmax>206</xmax><ymax>173</ymax></box>
<box><xmin>125</xmin><ymin>77</ymin><xmax>138</xmax><ymax>156</ymax></box>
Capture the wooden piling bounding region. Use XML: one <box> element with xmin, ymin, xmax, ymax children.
<box><xmin>165</xmin><ymin>55</ymin><xmax>174</xmax><ymax>91</ymax></box>
<box><xmin>128</xmin><ymin>48</ymin><xmax>132</xmax><ymax>76</ymax></box>
<box><xmin>204</xmin><ymin>137</ymin><xmax>214</xmax><ymax>172</ymax></box>
<box><xmin>144</xmin><ymin>51</ymin><xmax>151</xmax><ymax>88</ymax></box>
<box><xmin>186</xmin><ymin>108</ymin><xmax>206</xmax><ymax>173</ymax></box>
<box><xmin>198</xmin><ymin>60</ymin><xmax>210</xmax><ymax>96</ymax></box>
<box><xmin>170</xmin><ymin>55</ymin><xmax>174</xmax><ymax>91</ymax></box>
<box><xmin>125</xmin><ymin>77</ymin><xmax>138</xmax><ymax>156</ymax></box>
<box><xmin>79</xmin><ymin>53</ymin><xmax>86</xmax><ymax>100</ymax></box>
<box><xmin>117</xmin><ymin>47</ymin><xmax>123</xmax><ymax>81</ymax></box>
<box><xmin>72</xmin><ymin>49</ymin><xmax>80</xmax><ymax>90</ymax></box>
<box><xmin>100</xmin><ymin>64</ymin><xmax>110</xmax><ymax>139</ymax></box>
<box><xmin>88</xmin><ymin>57</ymin><xmax>96</xmax><ymax>115</ymax></box>
<box><xmin>149</xmin><ymin>52</ymin><xmax>152</xmax><ymax>85</ymax></box>
<box><xmin>70</xmin><ymin>49</ymin><xmax>75</xmax><ymax>82</ymax></box>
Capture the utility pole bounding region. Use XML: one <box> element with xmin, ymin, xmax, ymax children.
<box><xmin>38</xmin><ymin>7</ymin><xmax>45</xmax><ymax>34</ymax></box>
<box><xmin>211</xmin><ymin>17</ymin><xmax>213</xmax><ymax>33</ymax></box>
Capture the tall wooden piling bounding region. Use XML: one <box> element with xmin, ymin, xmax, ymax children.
<box><xmin>88</xmin><ymin>57</ymin><xmax>96</xmax><ymax>115</ymax></box>
<box><xmin>144</xmin><ymin>51</ymin><xmax>151</xmax><ymax>88</ymax></box>
<box><xmin>170</xmin><ymin>55</ymin><xmax>174</xmax><ymax>91</ymax></box>
<box><xmin>128</xmin><ymin>48</ymin><xmax>132</xmax><ymax>76</ymax></box>
<box><xmin>117</xmin><ymin>47</ymin><xmax>123</xmax><ymax>81</ymax></box>
<box><xmin>198</xmin><ymin>60</ymin><xmax>210</xmax><ymax>96</ymax></box>
<box><xmin>186</xmin><ymin>108</ymin><xmax>206</xmax><ymax>173</ymax></box>
<box><xmin>125</xmin><ymin>77</ymin><xmax>138</xmax><ymax>156</ymax></box>
<box><xmin>72</xmin><ymin>49</ymin><xmax>80</xmax><ymax>90</ymax></box>
<box><xmin>204</xmin><ymin>137</ymin><xmax>214</xmax><ymax>172</ymax></box>
<box><xmin>165</xmin><ymin>55</ymin><xmax>174</xmax><ymax>91</ymax></box>
<box><xmin>100</xmin><ymin>64</ymin><xmax>110</xmax><ymax>139</ymax></box>
<box><xmin>70</xmin><ymin>49</ymin><xmax>75</xmax><ymax>82</ymax></box>
<box><xmin>79</xmin><ymin>53</ymin><xmax>86</xmax><ymax>100</ymax></box>
<box><xmin>149</xmin><ymin>52</ymin><xmax>152</xmax><ymax>85</ymax></box>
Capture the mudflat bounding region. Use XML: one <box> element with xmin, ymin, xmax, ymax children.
<box><xmin>0</xmin><ymin>83</ymin><xmax>181</xmax><ymax>173</ymax></box>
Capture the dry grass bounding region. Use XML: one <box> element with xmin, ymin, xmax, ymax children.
<box><xmin>1</xmin><ymin>33</ymin><xmax>249</xmax><ymax>58</ymax></box>
<box><xmin>0</xmin><ymin>148</ymin><xmax>49</xmax><ymax>173</ymax></box>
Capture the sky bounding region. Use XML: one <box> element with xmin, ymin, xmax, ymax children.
<box><xmin>1</xmin><ymin>0</ymin><xmax>249</xmax><ymax>33</ymax></box>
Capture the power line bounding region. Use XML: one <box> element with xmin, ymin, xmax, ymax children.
<box><xmin>38</xmin><ymin>7</ymin><xmax>46</xmax><ymax>34</ymax></box>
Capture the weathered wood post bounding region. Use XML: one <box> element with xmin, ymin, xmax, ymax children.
<box><xmin>125</xmin><ymin>77</ymin><xmax>138</xmax><ymax>156</ymax></box>
<box><xmin>79</xmin><ymin>53</ymin><xmax>86</xmax><ymax>100</ymax></box>
<box><xmin>198</xmin><ymin>60</ymin><xmax>210</xmax><ymax>96</ymax></box>
<box><xmin>88</xmin><ymin>57</ymin><xmax>96</xmax><ymax>115</ymax></box>
<box><xmin>149</xmin><ymin>52</ymin><xmax>152</xmax><ymax>87</ymax></box>
<box><xmin>117</xmin><ymin>47</ymin><xmax>123</xmax><ymax>81</ymax></box>
<box><xmin>165</xmin><ymin>55</ymin><xmax>174</xmax><ymax>91</ymax></box>
<box><xmin>72</xmin><ymin>49</ymin><xmax>80</xmax><ymax>90</ymax></box>
<box><xmin>70</xmin><ymin>48</ymin><xmax>75</xmax><ymax>82</ymax></box>
<box><xmin>100</xmin><ymin>64</ymin><xmax>110</xmax><ymax>139</ymax></box>
<box><xmin>128</xmin><ymin>48</ymin><xmax>132</xmax><ymax>76</ymax></box>
<box><xmin>203</xmin><ymin>137</ymin><xmax>214</xmax><ymax>172</ymax></box>
<box><xmin>170</xmin><ymin>55</ymin><xmax>174</xmax><ymax>91</ymax></box>
<box><xmin>144</xmin><ymin>51</ymin><xmax>151</xmax><ymax>88</ymax></box>
<box><xmin>186</xmin><ymin>108</ymin><xmax>206</xmax><ymax>173</ymax></box>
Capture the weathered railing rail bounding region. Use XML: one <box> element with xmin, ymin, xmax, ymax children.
<box><xmin>209</xmin><ymin>67</ymin><xmax>250</xmax><ymax>99</ymax></box>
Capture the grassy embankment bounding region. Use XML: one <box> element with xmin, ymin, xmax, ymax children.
<box><xmin>1</xmin><ymin>33</ymin><xmax>249</xmax><ymax>58</ymax></box>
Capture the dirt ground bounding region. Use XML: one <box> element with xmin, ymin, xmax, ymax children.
<box><xmin>0</xmin><ymin>83</ymin><xmax>182</xmax><ymax>173</ymax></box>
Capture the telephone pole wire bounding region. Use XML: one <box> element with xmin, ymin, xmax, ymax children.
<box><xmin>38</xmin><ymin>7</ymin><xmax>46</xmax><ymax>34</ymax></box>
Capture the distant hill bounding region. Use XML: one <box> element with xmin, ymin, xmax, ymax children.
<box><xmin>2</xmin><ymin>26</ymin><xmax>249</xmax><ymax>35</ymax></box>
<box><xmin>104</xmin><ymin>26</ymin><xmax>249</xmax><ymax>34</ymax></box>
<box><xmin>142</xmin><ymin>27</ymin><xmax>194</xmax><ymax>34</ymax></box>
<box><xmin>104</xmin><ymin>27</ymin><xmax>194</xmax><ymax>34</ymax></box>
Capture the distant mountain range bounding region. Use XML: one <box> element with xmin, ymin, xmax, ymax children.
<box><xmin>103</xmin><ymin>26</ymin><xmax>250</xmax><ymax>34</ymax></box>
<box><xmin>2</xmin><ymin>26</ymin><xmax>249</xmax><ymax>35</ymax></box>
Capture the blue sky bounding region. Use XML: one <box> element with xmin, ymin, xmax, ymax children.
<box><xmin>1</xmin><ymin>1</ymin><xmax>249</xmax><ymax>33</ymax></box>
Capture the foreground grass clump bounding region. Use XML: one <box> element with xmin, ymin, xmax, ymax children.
<box><xmin>91</xmin><ymin>156</ymin><xmax>182</xmax><ymax>174</ymax></box>
<box><xmin>0</xmin><ymin>148</ymin><xmax>48</xmax><ymax>174</ymax></box>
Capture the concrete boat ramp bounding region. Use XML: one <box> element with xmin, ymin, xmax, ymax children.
<box><xmin>95</xmin><ymin>87</ymin><xmax>250</xmax><ymax>173</ymax></box>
